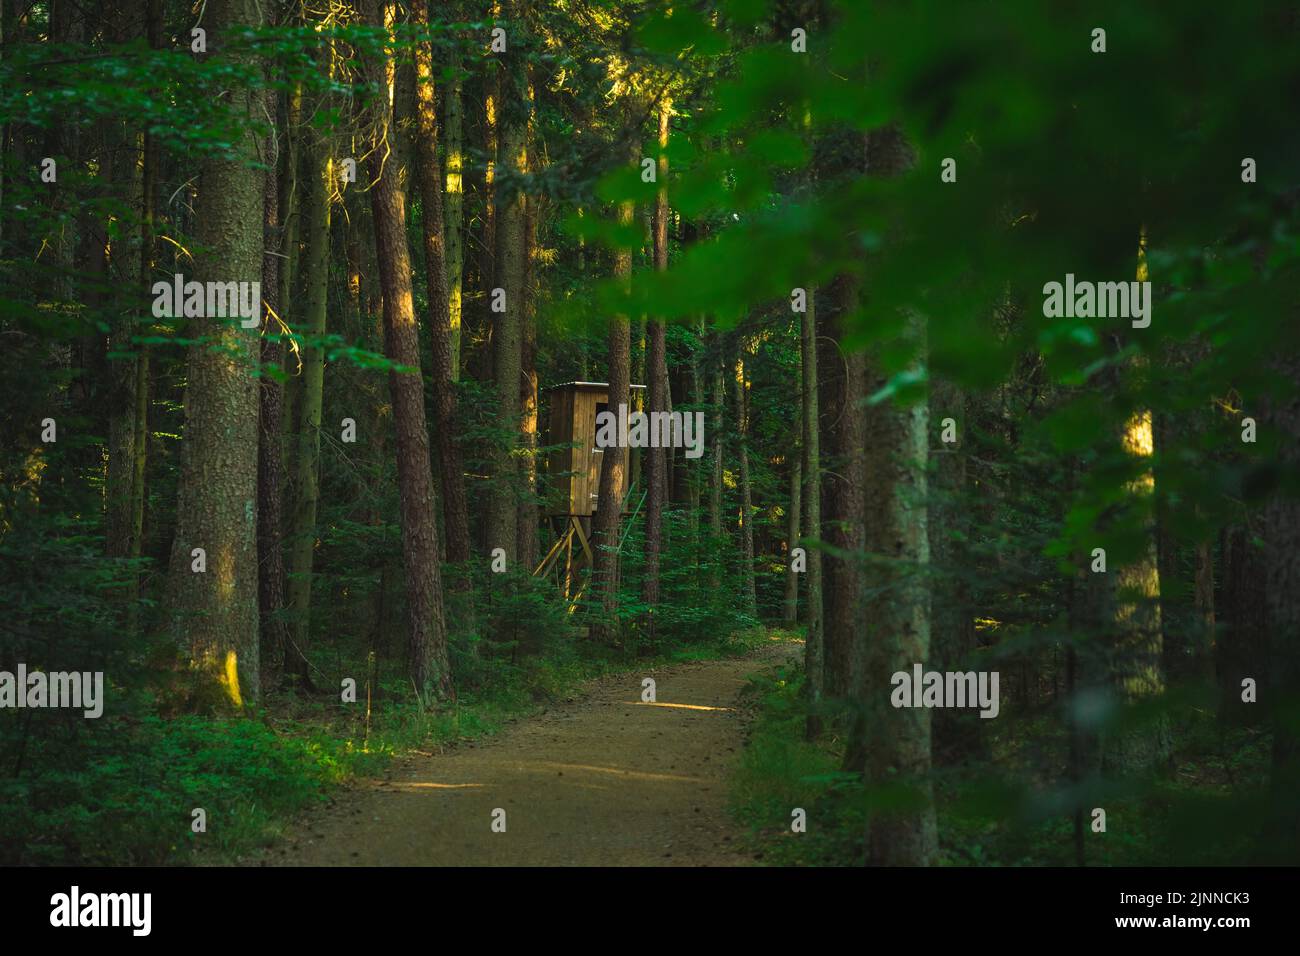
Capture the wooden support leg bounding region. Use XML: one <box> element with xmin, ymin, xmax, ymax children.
<box><xmin>534</xmin><ymin>524</ymin><xmax>570</xmax><ymax>578</ymax></box>
<box><xmin>562</xmin><ymin>525</ymin><xmax>573</xmax><ymax>599</ymax></box>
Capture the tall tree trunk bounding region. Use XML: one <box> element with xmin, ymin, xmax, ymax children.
<box><xmin>688</xmin><ymin>313</ymin><xmax>705</xmax><ymax>541</ymax></box>
<box><xmin>486</xmin><ymin>0</ymin><xmax>527</xmax><ymax>567</ymax></box>
<box><xmin>161</xmin><ymin>0</ymin><xmax>264</xmax><ymax>711</ymax></box>
<box><xmin>591</xmin><ymin>187</ymin><xmax>634</xmax><ymax>642</ymax></box>
<box><xmin>444</xmin><ymin>0</ymin><xmax>465</xmax><ymax>381</ymax></box>
<box><xmin>412</xmin><ymin>0</ymin><xmax>471</xmax><ymax>568</ymax></box>
<box><xmin>517</xmin><ymin>195</ymin><xmax>539</xmax><ymax>568</ymax></box>
<box><xmin>477</xmin><ymin>11</ymin><xmax>500</xmax><ymax>385</ymax></box>
<box><xmin>105</xmin><ymin>128</ymin><xmax>142</xmax><ymax>571</ymax></box>
<box><xmin>802</xmin><ymin>286</ymin><xmax>824</xmax><ymax>738</ymax></box>
<box><xmin>284</xmin><ymin>138</ymin><xmax>331</xmax><ymax>684</ymax></box>
<box><xmin>129</xmin><ymin>0</ymin><xmax>161</xmax><ymax>580</ymax></box>
<box><xmin>516</xmin><ymin>66</ymin><xmax>540</xmax><ymax>570</ymax></box>
<box><xmin>1263</xmin><ymin>347</ymin><xmax>1300</xmax><ymax>862</ymax></box>
<box><xmin>0</xmin><ymin>5</ymin><xmax>4</xmax><ymax>255</ymax></box>
<box><xmin>708</xmin><ymin>338</ymin><xmax>725</xmax><ymax>590</ymax></box>
<box><xmin>929</xmin><ymin>378</ymin><xmax>981</xmax><ymax>761</ymax></box>
<box><xmin>734</xmin><ymin>339</ymin><xmax>757</xmax><ymax>618</ymax></box>
<box><xmin>106</xmin><ymin>0</ymin><xmax>160</xmax><ymax>632</ymax></box>
<box><xmin>365</xmin><ymin>0</ymin><xmax>453</xmax><ymax>702</ymax></box>
<box><xmin>277</xmin><ymin>81</ymin><xmax>303</xmax><ymax>479</ymax></box>
<box><xmin>1218</xmin><ymin>523</ymin><xmax>1267</xmax><ymax>725</ymax></box>
<box><xmin>855</xmin><ymin>124</ymin><xmax>937</xmax><ymax>864</ymax></box>
<box><xmin>643</xmin><ymin>100</ymin><xmax>672</xmax><ymax>630</ymax></box>
<box><xmin>783</xmin><ymin>436</ymin><xmax>802</xmax><ymax>625</ymax></box>
<box><xmin>258</xmin><ymin>81</ymin><xmax>290</xmax><ymax>676</ymax></box>
<box><xmin>819</xmin><ymin>277</ymin><xmax>867</xmax><ymax>701</ymax></box>
<box><xmin>861</xmin><ymin>310</ymin><xmax>936</xmax><ymax>865</ymax></box>
<box><xmin>1193</xmin><ymin>538</ymin><xmax>1215</xmax><ymax>676</ymax></box>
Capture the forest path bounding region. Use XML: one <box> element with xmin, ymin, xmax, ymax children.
<box><xmin>246</xmin><ymin>638</ymin><xmax>797</xmax><ymax>866</ymax></box>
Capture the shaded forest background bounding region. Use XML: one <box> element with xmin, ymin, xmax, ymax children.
<box><xmin>1</xmin><ymin>0</ymin><xmax>1298</xmax><ymax>866</ymax></box>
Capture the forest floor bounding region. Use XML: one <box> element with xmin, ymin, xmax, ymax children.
<box><xmin>237</xmin><ymin>637</ymin><xmax>799</xmax><ymax>866</ymax></box>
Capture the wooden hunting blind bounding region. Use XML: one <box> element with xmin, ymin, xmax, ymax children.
<box><xmin>544</xmin><ymin>381</ymin><xmax>645</xmax><ymax>518</ymax></box>
<box><xmin>534</xmin><ymin>381</ymin><xmax>646</xmax><ymax>605</ymax></box>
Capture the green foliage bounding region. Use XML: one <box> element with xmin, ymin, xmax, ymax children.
<box><xmin>730</xmin><ymin>662</ymin><xmax>867</xmax><ymax>866</ymax></box>
<box><xmin>732</xmin><ymin>658</ymin><xmax>1280</xmax><ymax>866</ymax></box>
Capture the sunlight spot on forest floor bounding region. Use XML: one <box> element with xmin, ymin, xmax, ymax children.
<box><xmin>625</xmin><ymin>701</ymin><xmax>731</xmax><ymax>712</ymax></box>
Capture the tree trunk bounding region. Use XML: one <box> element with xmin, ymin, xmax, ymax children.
<box><xmin>161</xmin><ymin>0</ymin><xmax>265</xmax><ymax>711</ymax></box>
<box><xmin>258</xmin><ymin>80</ymin><xmax>290</xmax><ymax>676</ymax></box>
<box><xmin>277</xmin><ymin>81</ymin><xmax>303</xmax><ymax>479</ymax></box>
<box><xmin>365</xmin><ymin>0</ymin><xmax>453</xmax><ymax>702</ymax></box>
<box><xmin>929</xmin><ymin>377</ymin><xmax>981</xmax><ymax>762</ymax></box>
<box><xmin>643</xmin><ymin>100</ymin><xmax>672</xmax><ymax>630</ymax></box>
<box><xmin>783</xmin><ymin>438</ymin><xmax>801</xmax><ymax>626</ymax></box>
<box><xmin>802</xmin><ymin>287</ymin><xmax>824</xmax><ymax>738</ymax></box>
<box><xmin>444</xmin><ymin>0</ymin><xmax>465</xmax><ymax>381</ymax></box>
<box><xmin>856</xmin><ymin>124</ymin><xmax>937</xmax><ymax>864</ymax></box>
<box><xmin>1219</xmin><ymin>523</ymin><xmax>1267</xmax><ymax>725</ymax></box>
<box><xmin>105</xmin><ymin>125</ymin><xmax>142</xmax><ymax>571</ymax></box>
<box><xmin>1194</xmin><ymin>538</ymin><xmax>1215</xmax><ymax>676</ymax></box>
<box><xmin>412</xmin><ymin>0</ymin><xmax>471</xmax><ymax>568</ymax></box>
<box><xmin>1263</xmin><ymin>348</ymin><xmax>1300</xmax><ymax>862</ymax></box>
<box><xmin>516</xmin><ymin>66</ymin><xmax>540</xmax><ymax>570</ymax></box>
<box><xmin>862</xmin><ymin>310</ymin><xmax>936</xmax><ymax>865</ymax></box>
<box><xmin>106</xmin><ymin>0</ymin><xmax>160</xmax><ymax>632</ymax></box>
<box><xmin>819</xmin><ymin>276</ymin><xmax>867</xmax><ymax>702</ymax></box>
<box><xmin>284</xmin><ymin>137</ymin><xmax>331</xmax><ymax>684</ymax></box>
<box><xmin>708</xmin><ymin>338</ymin><xmax>725</xmax><ymax>590</ymax></box>
<box><xmin>733</xmin><ymin>339</ymin><xmax>757</xmax><ymax>618</ymax></box>
<box><xmin>487</xmin><ymin>0</ymin><xmax>527</xmax><ymax>567</ymax></box>
<box><xmin>591</xmin><ymin>186</ymin><xmax>634</xmax><ymax>642</ymax></box>
<box><xmin>477</xmin><ymin>16</ymin><xmax>500</xmax><ymax>385</ymax></box>
<box><xmin>131</xmin><ymin>0</ymin><xmax>163</xmax><ymax>583</ymax></box>
<box><xmin>688</xmin><ymin>313</ymin><xmax>705</xmax><ymax>542</ymax></box>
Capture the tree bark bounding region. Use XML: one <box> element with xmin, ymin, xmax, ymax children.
<box><xmin>1219</xmin><ymin>523</ymin><xmax>1267</xmax><ymax>725</ymax></box>
<box><xmin>444</xmin><ymin>0</ymin><xmax>465</xmax><ymax>381</ymax></box>
<box><xmin>106</xmin><ymin>0</ymin><xmax>161</xmax><ymax>634</ymax></box>
<box><xmin>277</xmin><ymin>80</ymin><xmax>303</xmax><ymax>479</ymax></box>
<box><xmin>643</xmin><ymin>100</ymin><xmax>672</xmax><ymax>630</ymax></box>
<box><xmin>161</xmin><ymin>0</ymin><xmax>265</xmax><ymax>711</ymax></box>
<box><xmin>802</xmin><ymin>286</ymin><xmax>824</xmax><ymax>738</ymax></box>
<box><xmin>856</xmin><ymin>124</ymin><xmax>937</xmax><ymax>864</ymax></box>
<box><xmin>708</xmin><ymin>337</ymin><xmax>725</xmax><ymax>590</ymax></box>
<box><xmin>284</xmin><ymin>136</ymin><xmax>330</xmax><ymax>684</ymax></box>
<box><xmin>819</xmin><ymin>276</ymin><xmax>867</xmax><ymax>701</ymax></box>
<box><xmin>929</xmin><ymin>377</ymin><xmax>981</xmax><ymax>761</ymax></box>
<box><xmin>688</xmin><ymin>313</ymin><xmax>705</xmax><ymax>541</ymax></box>
<box><xmin>733</xmin><ymin>339</ymin><xmax>757</xmax><ymax>618</ymax></box>
<box><xmin>258</xmin><ymin>80</ymin><xmax>290</xmax><ymax>676</ymax></box>
<box><xmin>784</xmin><ymin>438</ymin><xmax>802</xmax><ymax>625</ymax></box>
<box><xmin>486</xmin><ymin>0</ymin><xmax>527</xmax><ymax>567</ymax></box>
<box><xmin>105</xmin><ymin>125</ymin><xmax>142</xmax><ymax>570</ymax></box>
<box><xmin>591</xmin><ymin>184</ymin><xmax>634</xmax><ymax>642</ymax></box>
<box><xmin>1263</xmin><ymin>348</ymin><xmax>1300</xmax><ymax>861</ymax></box>
<box><xmin>516</xmin><ymin>66</ymin><xmax>540</xmax><ymax>570</ymax></box>
<box><xmin>412</xmin><ymin>0</ymin><xmax>471</xmax><ymax>568</ymax></box>
<box><xmin>365</xmin><ymin>0</ymin><xmax>453</xmax><ymax>702</ymax></box>
<box><xmin>862</xmin><ymin>310</ymin><xmax>936</xmax><ymax>865</ymax></box>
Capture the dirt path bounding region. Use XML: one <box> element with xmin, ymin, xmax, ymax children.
<box><xmin>246</xmin><ymin>640</ymin><xmax>796</xmax><ymax>867</ymax></box>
